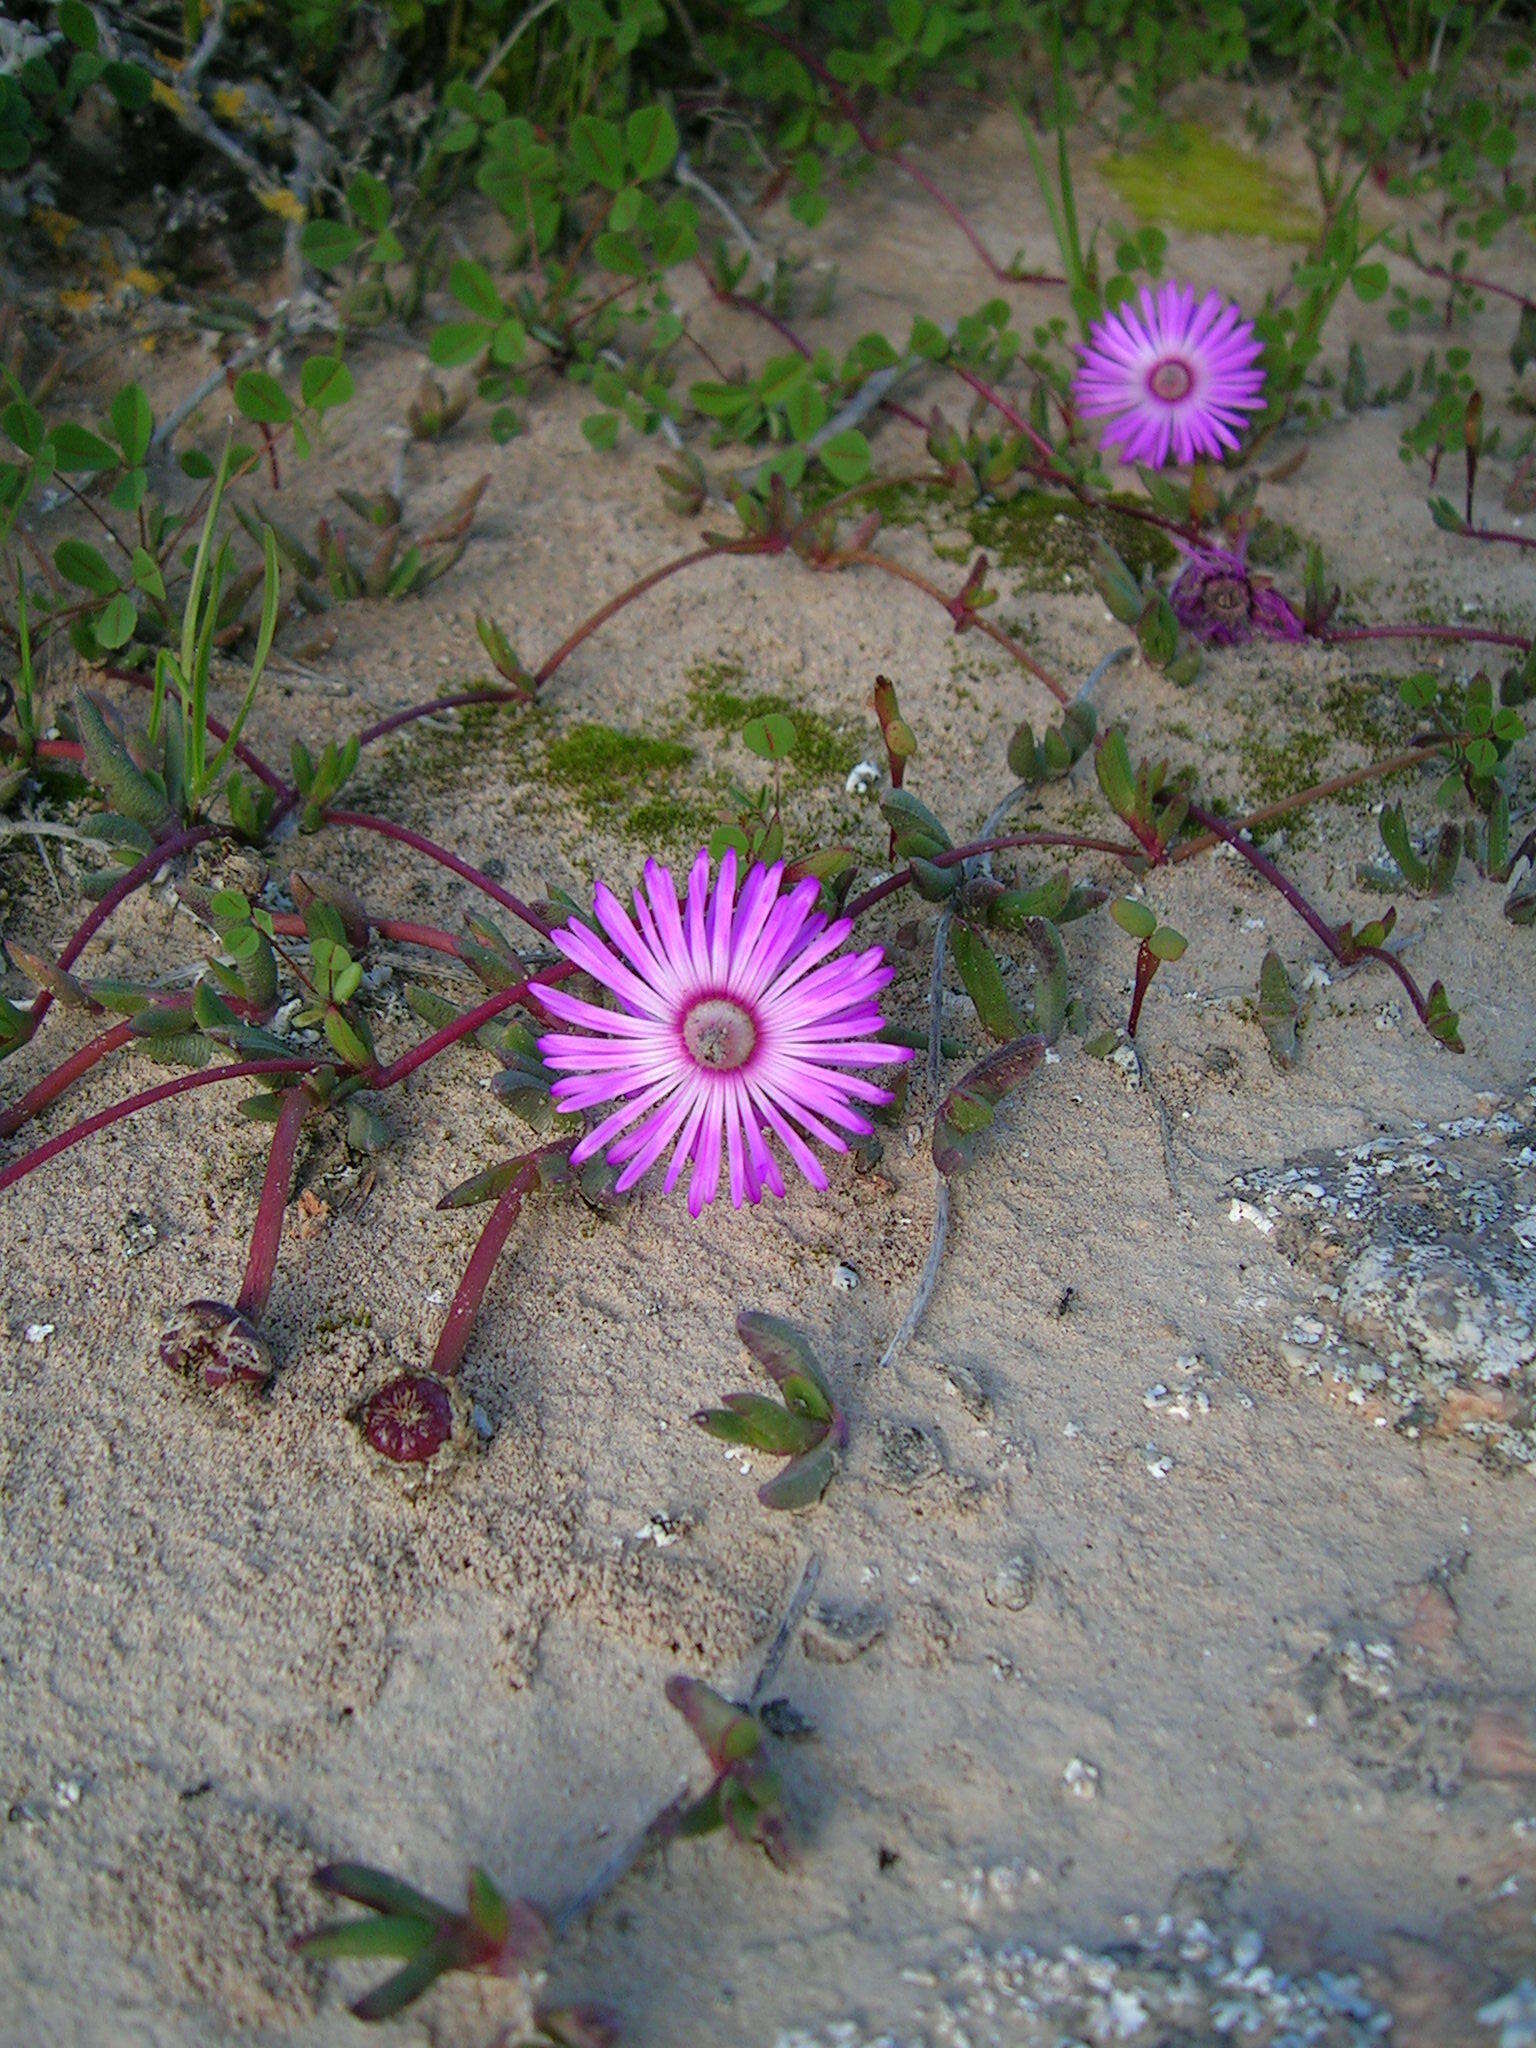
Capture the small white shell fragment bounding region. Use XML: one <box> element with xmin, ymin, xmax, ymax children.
<box><xmin>24</xmin><ymin>1323</ymin><xmax>53</xmax><ymax>1344</ymax></box>
<box><xmin>831</xmin><ymin>1261</ymin><xmax>860</xmax><ymax>1292</ymax></box>
<box><xmin>1228</xmin><ymin>1198</ymin><xmax>1274</xmax><ymax>1234</ymax></box>
<box><xmin>845</xmin><ymin>760</ymin><xmax>880</xmax><ymax>796</ymax></box>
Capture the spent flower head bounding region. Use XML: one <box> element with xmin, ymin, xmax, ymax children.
<box><xmin>160</xmin><ymin>1300</ymin><xmax>273</xmax><ymax>1392</ymax></box>
<box><xmin>1168</xmin><ymin>540</ymin><xmax>1304</xmax><ymax>647</ymax></box>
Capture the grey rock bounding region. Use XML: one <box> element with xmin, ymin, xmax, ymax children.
<box><xmin>875</xmin><ymin>1418</ymin><xmax>946</xmax><ymax>1490</ymax></box>
<box><xmin>1232</xmin><ymin>1082</ymin><xmax>1536</xmax><ymax>1466</ymax></box>
<box><xmin>986</xmin><ymin>1550</ymin><xmax>1037</xmax><ymax>1612</ymax></box>
<box><xmin>802</xmin><ymin>1600</ymin><xmax>885</xmax><ymax>1664</ymax></box>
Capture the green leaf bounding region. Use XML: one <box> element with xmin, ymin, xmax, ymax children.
<box><xmin>233</xmin><ymin>370</ymin><xmax>293</xmax><ymax>425</ymax></box>
<box><xmin>429</xmin><ymin>321</ymin><xmax>492</xmax><ymax>368</ymax></box>
<box><xmin>758</xmin><ymin>1439</ymin><xmax>838</xmax><ymax>1511</ymax></box>
<box><xmin>54</xmin><ymin>538</ymin><xmax>117</xmax><ymax>594</ymax></box>
<box><xmin>570</xmin><ymin>113</ymin><xmax>626</xmax><ymax>193</ymax></box>
<box><xmin>300</xmin><ymin>218</ymin><xmax>365</xmax><ymax>272</ymax></box>
<box><xmin>698</xmin><ymin>1395</ymin><xmax>823</xmax><ymax>1456</ymax></box>
<box><xmin>1351</xmin><ymin>261</ymin><xmax>1389</xmax><ymax>302</ymax></box>
<box><xmin>449</xmin><ymin>257</ymin><xmax>503</xmax><ymax>320</ymax></box>
<box><xmin>1110</xmin><ymin>897</ymin><xmax>1156</xmax><ymax>940</ymax></box>
<box><xmin>581</xmin><ymin>412</ymin><xmax>621</xmax><ymax>450</ymax></box>
<box><xmin>952</xmin><ymin>923</ymin><xmax>1022</xmax><ymax>1042</ymax></box>
<box><xmin>933</xmin><ymin>1037</ymin><xmax>1046</xmax><ymax>1177</ymax></box>
<box><xmin>1147</xmin><ymin>925</ymin><xmax>1187</xmax><ymax>963</ymax></box>
<box><xmin>349</xmin><ymin>1943</ymin><xmax>458</xmax><ymax>2024</ymax></box>
<box><xmin>59</xmin><ymin>0</ymin><xmax>99</xmax><ymax>53</ymax></box>
<box><xmin>742</xmin><ymin>712</ymin><xmax>796</xmax><ymax>761</ymax></box>
<box><xmin>109</xmin><ymin>384</ymin><xmax>153</xmax><ymax>465</ymax></box>
<box><xmin>300</xmin><ymin>355</ymin><xmax>355</xmax><ymax>414</ymax></box>
<box><xmin>818</xmin><ymin>428</ymin><xmax>871</xmax><ymax>485</ymax></box>
<box><xmin>298</xmin><ymin>1916</ymin><xmax>435</xmax><ymax>1961</ymax></box>
<box><xmin>735</xmin><ymin>1312</ymin><xmax>834</xmax><ymax>1421</ymax></box>
<box><xmin>347</xmin><ymin>170</ymin><xmax>392</xmax><ymax>231</ymax></box>
<box><xmin>93</xmin><ymin>591</ymin><xmax>138</xmax><ymax>649</ymax></box>
<box><xmin>51</xmin><ymin>421</ymin><xmax>121</xmax><ymax>471</ymax></box>
<box><xmin>625</xmin><ymin>103</ymin><xmax>678</xmax><ymax>180</ymax></box>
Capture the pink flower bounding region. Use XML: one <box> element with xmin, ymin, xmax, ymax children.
<box><xmin>1074</xmin><ymin>281</ymin><xmax>1265</xmax><ymax>468</ymax></box>
<box><xmin>537</xmin><ymin>850</ymin><xmax>910</xmax><ymax>1216</ymax></box>
<box><xmin>1169</xmin><ymin>540</ymin><xmax>1304</xmax><ymax>647</ymax></box>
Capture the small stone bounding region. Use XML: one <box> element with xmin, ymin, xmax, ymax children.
<box><xmin>831</xmin><ymin>1261</ymin><xmax>860</xmax><ymax>1292</ymax></box>
<box><xmin>845</xmin><ymin>760</ymin><xmax>880</xmax><ymax>796</ymax></box>
<box><xmin>803</xmin><ymin>1600</ymin><xmax>885</xmax><ymax>1664</ymax></box>
<box><xmin>944</xmin><ymin>1361</ymin><xmax>992</xmax><ymax>1420</ymax></box>
<box><xmin>875</xmin><ymin>1418</ymin><xmax>945</xmax><ymax>1490</ymax></box>
<box><xmin>120</xmin><ymin>1209</ymin><xmax>160</xmax><ymax>1258</ymax></box>
<box><xmin>1062</xmin><ymin>1755</ymin><xmax>1100</xmax><ymax>1799</ymax></box>
<box><xmin>758</xmin><ymin>1698</ymin><xmax>816</xmax><ymax>1742</ymax></box>
<box><xmin>24</xmin><ymin>1323</ymin><xmax>53</xmax><ymax>1345</ymax></box>
<box><xmin>1109</xmin><ymin>1041</ymin><xmax>1143</xmax><ymax>1091</ymax></box>
<box><xmin>985</xmin><ymin>1551</ymin><xmax>1037</xmax><ymax>1611</ymax></box>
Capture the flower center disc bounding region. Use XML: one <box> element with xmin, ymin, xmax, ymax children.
<box><xmin>683</xmin><ymin>996</ymin><xmax>757</xmax><ymax>1071</ymax></box>
<box><xmin>1149</xmin><ymin>357</ymin><xmax>1194</xmax><ymax>402</ymax></box>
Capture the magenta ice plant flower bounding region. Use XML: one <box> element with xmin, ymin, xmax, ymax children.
<box><xmin>1074</xmin><ymin>281</ymin><xmax>1265</xmax><ymax>468</ymax></box>
<box><xmin>537</xmin><ymin>850</ymin><xmax>910</xmax><ymax>1216</ymax></box>
<box><xmin>1169</xmin><ymin>539</ymin><xmax>1304</xmax><ymax>647</ymax></box>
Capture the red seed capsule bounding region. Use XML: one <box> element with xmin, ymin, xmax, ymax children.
<box><xmin>360</xmin><ymin>1372</ymin><xmax>454</xmax><ymax>1464</ymax></box>
<box><xmin>160</xmin><ymin>1299</ymin><xmax>273</xmax><ymax>1391</ymax></box>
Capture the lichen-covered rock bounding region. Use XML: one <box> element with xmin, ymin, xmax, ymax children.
<box><xmin>1230</xmin><ymin>1082</ymin><xmax>1536</xmax><ymax>1467</ymax></box>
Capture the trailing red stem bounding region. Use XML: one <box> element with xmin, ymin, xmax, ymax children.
<box><xmin>0</xmin><ymin>1057</ymin><xmax>317</xmax><ymax>1195</ymax></box>
<box><xmin>21</xmin><ymin>824</ymin><xmax>215</xmax><ymax>1043</ymax></box>
<box><xmin>0</xmin><ymin>1018</ymin><xmax>134</xmax><ymax>1139</ymax></box>
<box><xmin>368</xmin><ymin>965</ymin><xmax>576</xmax><ymax>1092</ymax></box>
<box><xmin>1321</xmin><ymin>623</ymin><xmax>1531</xmax><ymax>654</ymax></box>
<box><xmin>1184</xmin><ymin>801</ymin><xmax>1433</xmax><ymax>1027</ymax></box>
<box><xmin>322</xmin><ymin>811</ymin><xmax>555</xmax><ymax>939</ymax></box>
<box><xmin>430</xmin><ymin>1162</ymin><xmax>540</xmax><ymax>1378</ymax></box>
<box><xmin>845</xmin><ymin>827</ymin><xmax>1142</xmax><ymax>921</ymax></box>
<box><xmin>236</xmin><ymin>1082</ymin><xmax>312</xmax><ymax>1320</ymax></box>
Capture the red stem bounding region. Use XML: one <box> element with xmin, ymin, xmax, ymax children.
<box><xmin>430</xmin><ymin>1163</ymin><xmax>539</xmax><ymax>1377</ymax></box>
<box><xmin>1461</xmin><ymin>525</ymin><xmax>1536</xmax><ymax>553</ymax></box>
<box><xmin>1126</xmin><ymin>943</ymin><xmax>1157</xmax><ymax>1038</ymax></box>
<box><xmin>368</xmin><ymin>966</ymin><xmax>575</xmax><ymax>1092</ymax></box>
<box><xmin>532</xmin><ymin>543</ymin><xmax>752</xmax><ymax>687</ymax></box>
<box><xmin>755</xmin><ymin>22</ymin><xmax>1063</xmax><ymax>287</ymax></box>
<box><xmin>236</xmin><ymin>1082</ymin><xmax>311</xmax><ymax>1319</ymax></box>
<box><xmin>701</xmin><ymin>267</ymin><xmax>930</xmax><ymax>433</ymax></box>
<box><xmin>322</xmin><ymin>811</ymin><xmax>555</xmax><ymax>939</ymax></box>
<box><xmin>0</xmin><ymin>1057</ymin><xmax>317</xmax><ymax>1195</ymax></box>
<box><xmin>1321</xmin><ymin>622</ymin><xmax>1531</xmax><ymax>653</ymax></box>
<box><xmin>266</xmin><ymin>910</ymin><xmax>466</xmax><ymax>958</ymax></box>
<box><xmin>1184</xmin><ymin>801</ymin><xmax>1434</xmax><ymax>1028</ymax></box>
<box><xmin>104</xmin><ymin>666</ymin><xmax>290</xmax><ymax>793</ymax></box>
<box><xmin>0</xmin><ymin>1018</ymin><xmax>134</xmax><ymax>1139</ymax></box>
<box><xmin>845</xmin><ymin>548</ymin><xmax>1072</xmax><ymax>704</ymax></box>
<box><xmin>22</xmin><ymin>824</ymin><xmax>214</xmax><ymax>1043</ymax></box>
<box><xmin>951</xmin><ymin>364</ymin><xmax>1202</xmax><ymax>543</ymax></box>
<box><xmin>355</xmin><ymin>685</ymin><xmax>530</xmax><ymax>751</ymax></box>
<box><xmin>1407</xmin><ymin>256</ymin><xmax>1536</xmax><ymax>317</ymax></box>
<box><xmin>845</xmin><ymin>827</ymin><xmax>1141</xmax><ymax>921</ymax></box>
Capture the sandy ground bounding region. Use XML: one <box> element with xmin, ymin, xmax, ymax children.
<box><xmin>3</xmin><ymin>83</ymin><xmax>1536</xmax><ymax>2048</ymax></box>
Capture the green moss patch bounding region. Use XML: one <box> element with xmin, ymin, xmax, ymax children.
<box><xmin>685</xmin><ymin>661</ymin><xmax>865</xmax><ymax>783</ymax></box>
<box><xmin>1102</xmin><ymin>124</ymin><xmax>1319</xmax><ymax>243</ymax></box>
<box><xmin>965</xmin><ymin>489</ymin><xmax>1178</xmax><ymax>587</ymax></box>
